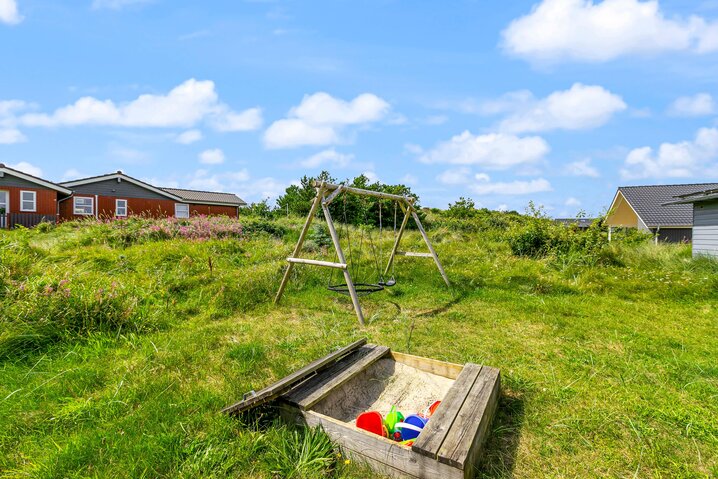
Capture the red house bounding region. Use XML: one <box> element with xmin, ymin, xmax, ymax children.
<box><xmin>59</xmin><ymin>172</ymin><xmax>246</xmax><ymax>220</ymax></box>
<box><xmin>0</xmin><ymin>163</ymin><xmax>72</xmax><ymax>228</ymax></box>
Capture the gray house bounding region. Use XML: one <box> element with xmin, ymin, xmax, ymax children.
<box><xmin>605</xmin><ymin>183</ymin><xmax>718</xmax><ymax>243</ymax></box>
<box><xmin>667</xmin><ymin>188</ymin><xmax>718</xmax><ymax>258</ymax></box>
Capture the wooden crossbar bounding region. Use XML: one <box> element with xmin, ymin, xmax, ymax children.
<box><xmin>312</xmin><ymin>181</ymin><xmax>411</xmax><ymax>203</ymax></box>
<box><xmin>396</xmin><ymin>251</ymin><xmax>433</xmax><ymax>257</ymax></box>
<box><xmin>286</xmin><ymin>257</ymin><xmax>347</xmax><ymax>269</ymax></box>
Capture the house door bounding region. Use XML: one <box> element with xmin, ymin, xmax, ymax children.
<box><xmin>0</xmin><ymin>191</ymin><xmax>8</xmax><ymax>228</ymax></box>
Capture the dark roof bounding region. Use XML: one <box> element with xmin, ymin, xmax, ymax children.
<box><xmin>667</xmin><ymin>187</ymin><xmax>718</xmax><ymax>205</ymax></box>
<box><xmin>161</xmin><ymin>187</ymin><xmax>246</xmax><ymax>206</ymax></box>
<box><xmin>554</xmin><ymin>218</ymin><xmax>595</xmax><ymax>228</ymax></box>
<box><xmin>618</xmin><ymin>183</ymin><xmax>718</xmax><ymax>227</ymax></box>
<box><xmin>61</xmin><ymin>171</ymin><xmax>183</xmax><ymax>201</ymax></box>
<box><xmin>0</xmin><ymin>163</ymin><xmax>73</xmax><ymax>194</ymax></box>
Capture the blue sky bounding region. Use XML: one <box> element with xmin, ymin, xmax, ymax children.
<box><xmin>2</xmin><ymin>0</ymin><xmax>718</xmax><ymax>216</ymax></box>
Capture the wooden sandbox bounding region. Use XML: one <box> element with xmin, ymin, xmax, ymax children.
<box><xmin>223</xmin><ymin>340</ymin><xmax>500</xmax><ymax>479</ymax></box>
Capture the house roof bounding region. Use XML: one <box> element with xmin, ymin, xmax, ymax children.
<box><xmin>161</xmin><ymin>187</ymin><xmax>246</xmax><ymax>206</ymax></box>
<box><xmin>665</xmin><ymin>187</ymin><xmax>718</xmax><ymax>205</ymax></box>
<box><xmin>0</xmin><ymin>163</ymin><xmax>73</xmax><ymax>195</ymax></box>
<box><xmin>61</xmin><ymin>171</ymin><xmax>184</xmax><ymax>201</ymax></box>
<box><xmin>615</xmin><ymin>183</ymin><xmax>718</xmax><ymax>227</ymax></box>
<box><xmin>554</xmin><ymin>218</ymin><xmax>595</xmax><ymax>228</ymax></box>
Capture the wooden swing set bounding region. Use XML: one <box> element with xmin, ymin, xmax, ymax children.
<box><xmin>274</xmin><ymin>181</ymin><xmax>450</xmax><ymax>325</ymax></box>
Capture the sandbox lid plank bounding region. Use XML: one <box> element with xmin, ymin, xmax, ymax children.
<box><xmin>411</xmin><ymin>363</ymin><xmax>482</xmax><ymax>460</ymax></box>
<box><xmin>283</xmin><ymin>344</ymin><xmax>390</xmax><ymax>410</ymax></box>
<box><xmin>438</xmin><ymin>366</ymin><xmax>501</xmax><ymax>469</ymax></box>
<box><xmin>221</xmin><ymin>338</ymin><xmax>367</xmax><ymax>415</ymax></box>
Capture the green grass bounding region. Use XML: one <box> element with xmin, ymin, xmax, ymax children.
<box><xmin>1</xmin><ymin>216</ymin><xmax>717</xmax><ymax>478</ymax></box>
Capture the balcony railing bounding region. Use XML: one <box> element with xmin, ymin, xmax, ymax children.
<box><xmin>1</xmin><ymin>213</ymin><xmax>58</xmax><ymax>229</ymax></box>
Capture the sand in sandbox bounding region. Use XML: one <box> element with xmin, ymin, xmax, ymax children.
<box><xmin>312</xmin><ymin>358</ymin><xmax>454</xmax><ymax>423</ymax></box>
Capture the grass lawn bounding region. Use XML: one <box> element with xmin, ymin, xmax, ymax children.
<box><xmin>1</xmin><ymin>216</ymin><xmax>717</xmax><ymax>478</ymax></box>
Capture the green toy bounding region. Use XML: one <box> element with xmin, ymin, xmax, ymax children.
<box><xmin>384</xmin><ymin>406</ymin><xmax>404</xmax><ymax>438</ymax></box>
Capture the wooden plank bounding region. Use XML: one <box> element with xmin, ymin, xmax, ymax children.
<box><xmin>391</xmin><ymin>351</ymin><xmax>464</xmax><ymax>380</ymax></box>
<box><xmin>411</xmin><ymin>209</ymin><xmax>451</xmax><ymax>288</ymax></box>
<box><xmin>322</xmin><ymin>202</ymin><xmax>365</xmax><ymax>326</ymax></box>
<box><xmin>303</xmin><ymin>410</ymin><xmax>464</xmax><ymax>479</ymax></box>
<box><xmin>282</xmin><ymin>345</ymin><xmax>376</xmax><ymax>408</ymax></box>
<box><xmin>411</xmin><ymin>364</ymin><xmax>481</xmax><ymax>460</ymax></box>
<box><xmin>288</xmin><ymin>345</ymin><xmax>390</xmax><ymax>410</ymax></box>
<box><xmin>275</xmin><ymin>184</ymin><xmax>324</xmax><ymax>304</ymax></box>
<box><xmin>313</xmin><ymin>181</ymin><xmax>411</xmax><ymax>203</ymax></box>
<box><xmin>221</xmin><ymin>338</ymin><xmax>366</xmax><ymax>415</ymax></box>
<box><xmin>286</xmin><ymin>257</ymin><xmax>347</xmax><ymax>269</ymax></box>
<box><xmin>438</xmin><ymin>367</ymin><xmax>501</xmax><ymax>471</ymax></box>
<box><xmin>460</xmin><ymin>371</ymin><xmax>500</xmax><ymax>479</ymax></box>
<box><xmin>322</xmin><ymin>185</ymin><xmax>344</xmax><ymax>205</ymax></box>
<box><xmin>396</xmin><ymin>251</ymin><xmax>433</xmax><ymax>258</ymax></box>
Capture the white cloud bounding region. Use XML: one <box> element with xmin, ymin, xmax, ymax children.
<box><xmin>299</xmin><ymin>149</ymin><xmax>353</xmax><ymax>168</ymax></box>
<box><xmin>668</xmin><ymin>93</ymin><xmax>715</xmax><ymax>116</ymax></box>
<box><xmin>264</xmin><ymin>120</ymin><xmax>338</xmax><ymax>149</ymax></box>
<box><xmin>621</xmin><ymin>127</ymin><xmax>718</xmax><ymax>179</ymax></box>
<box><xmin>92</xmin><ymin>0</ymin><xmax>153</xmax><ymax>10</ymax></box>
<box><xmin>187</xmin><ymin>169</ymin><xmax>250</xmax><ymax>191</ymax></box>
<box><xmin>0</xmin><ymin>0</ymin><xmax>22</xmax><ymax>25</ymax></box>
<box><xmin>496</xmin><ymin>204</ymin><xmax>509</xmax><ymax>212</ymax></box>
<box><xmin>404</xmin><ymin>143</ymin><xmax>423</xmax><ymax>155</ymax></box>
<box><xmin>437</xmin><ymin>167</ymin><xmax>472</xmax><ymax>185</ymax></box>
<box><xmin>565</xmin><ymin>158</ymin><xmax>600</xmax><ymax>177</ymax></box>
<box><xmin>363</xmin><ymin>171</ymin><xmax>380</xmax><ymax>183</ymax></box>
<box><xmin>565</xmin><ymin>197</ymin><xmax>582</xmax><ymax>207</ymax></box>
<box><xmin>19</xmin><ymin>79</ymin><xmax>261</xmax><ymax>133</ymax></box>
<box><xmin>419</xmin><ymin>131</ymin><xmax>550</xmax><ymax>169</ymax></box>
<box><xmin>423</xmin><ymin>115</ymin><xmax>448</xmax><ymax>125</ymax></box>
<box><xmin>470</xmin><ymin>178</ymin><xmax>553</xmax><ymax>196</ymax></box>
<box><xmin>198</xmin><ymin>148</ymin><xmax>225</xmax><ymax>165</ymax></box>
<box><xmin>175</xmin><ymin>129</ymin><xmax>203</xmax><ymax>144</ymax></box>
<box><xmin>263</xmin><ymin>92</ymin><xmax>390</xmax><ymax>149</ymax></box>
<box><xmin>7</xmin><ymin>161</ymin><xmax>42</xmax><ymax>177</ymax></box>
<box><xmin>290</xmin><ymin>92</ymin><xmax>389</xmax><ymax>125</ymax></box>
<box><xmin>184</xmin><ymin>169</ymin><xmax>287</xmax><ymax>201</ymax></box>
<box><xmin>0</xmin><ymin>100</ymin><xmax>28</xmax><ymax>117</ymax></box>
<box><xmin>495</xmin><ymin>84</ymin><xmax>626</xmax><ymax>133</ymax></box>
<box><xmin>62</xmin><ymin>168</ymin><xmax>83</xmax><ymax>181</ymax></box>
<box><xmin>502</xmin><ymin>0</ymin><xmax>718</xmax><ymax>63</ymax></box>
<box><xmin>400</xmin><ymin>173</ymin><xmax>418</xmax><ymax>185</ymax></box>
<box><xmin>211</xmin><ymin>107</ymin><xmax>263</xmax><ymax>132</ymax></box>
<box><xmin>0</xmin><ymin>128</ymin><xmax>26</xmax><ymax>144</ymax></box>
<box><xmin>108</xmin><ymin>145</ymin><xmax>149</xmax><ymax>164</ymax></box>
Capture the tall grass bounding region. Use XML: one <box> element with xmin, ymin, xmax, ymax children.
<box><xmin>0</xmin><ymin>214</ymin><xmax>716</xmax><ymax>478</ymax></box>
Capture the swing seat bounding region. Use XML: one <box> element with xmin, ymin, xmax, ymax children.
<box><xmin>379</xmin><ymin>277</ymin><xmax>396</xmax><ymax>287</ymax></box>
<box><xmin>328</xmin><ymin>282</ymin><xmax>384</xmax><ymax>296</ymax></box>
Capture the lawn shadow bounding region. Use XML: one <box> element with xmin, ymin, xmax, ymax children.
<box><xmin>476</xmin><ymin>390</ymin><xmax>525</xmax><ymax>478</ymax></box>
<box><xmin>415</xmin><ymin>291</ymin><xmax>467</xmax><ymax>317</ymax></box>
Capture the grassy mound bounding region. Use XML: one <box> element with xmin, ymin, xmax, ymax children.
<box><xmin>0</xmin><ymin>213</ymin><xmax>716</xmax><ymax>478</ymax></box>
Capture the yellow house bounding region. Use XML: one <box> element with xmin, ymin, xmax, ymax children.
<box><xmin>605</xmin><ymin>183</ymin><xmax>718</xmax><ymax>243</ymax></box>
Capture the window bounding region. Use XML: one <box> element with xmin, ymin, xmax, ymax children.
<box><xmin>175</xmin><ymin>203</ymin><xmax>190</xmax><ymax>218</ymax></box>
<box><xmin>73</xmin><ymin>197</ymin><xmax>94</xmax><ymax>215</ymax></box>
<box><xmin>20</xmin><ymin>191</ymin><xmax>36</xmax><ymax>212</ymax></box>
<box><xmin>116</xmin><ymin>199</ymin><xmax>128</xmax><ymax>217</ymax></box>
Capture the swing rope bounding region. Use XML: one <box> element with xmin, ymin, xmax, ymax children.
<box><xmin>327</xmin><ymin>190</ymin><xmax>384</xmax><ymax>296</ymax></box>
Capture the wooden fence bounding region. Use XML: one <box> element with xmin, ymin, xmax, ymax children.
<box><xmin>1</xmin><ymin>213</ymin><xmax>57</xmax><ymax>229</ymax></box>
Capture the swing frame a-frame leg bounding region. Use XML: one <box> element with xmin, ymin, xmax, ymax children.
<box><xmin>274</xmin><ymin>181</ymin><xmax>450</xmax><ymax>326</ymax></box>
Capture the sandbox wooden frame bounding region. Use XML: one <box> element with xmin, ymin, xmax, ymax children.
<box><xmin>276</xmin><ymin>346</ymin><xmax>501</xmax><ymax>479</ymax></box>
<box><xmin>274</xmin><ymin>181</ymin><xmax>451</xmax><ymax>325</ymax></box>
